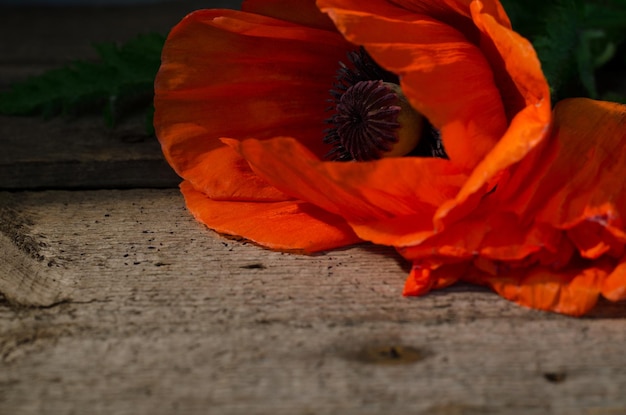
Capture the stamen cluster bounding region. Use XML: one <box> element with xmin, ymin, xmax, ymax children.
<box><xmin>324</xmin><ymin>47</ymin><xmax>447</xmax><ymax>161</ymax></box>
<box><xmin>328</xmin><ymin>80</ymin><xmax>402</xmax><ymax>161</ymax></box>
<box><xmin>324</xmin><ymin>48</ymin><xmax>402</xmax><ymax>161</ymax></box>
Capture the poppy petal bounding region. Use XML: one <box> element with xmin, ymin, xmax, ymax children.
<box><xmin>180</xmin><ymin>181</ymin><xmax>362</xmax><ymax>252</ymax></box>
<box><xmin>464</xmin><ymin>260</ymin><xmax>611</xmax><ymax>316</ymax></box>
<box><xmin>470</xmin><ymin>1</ymin><xmax>548</xmax><ymax>120</ymax></box>
<box><xmin>398</xmin><ymin>207</ymin><xmax>565</xmax><ymax>264</ymax></box>
<box><xmin>243</xmin><ymin>0</ymin><xmax>337</xmax><ymax>30</ymax></box>
<box><xmin>493</xmin><ymin>99</ymin><xmax>626</xmax><ymax>247</ymax></box>
<box><xmin>603</xmin><ymin>257</ymin><xmax>626</xmax><ymax>301</ymax></box>
<box><xmin>402</xmin><ymin>261</ymin><xmax>468</xmax><ymax>296</ymax></box>
<box><xmin>432</xmin><ymin>1</ymin><xmax>551</xmax><ymax>227</ymax></box>
<box><xmin>224</xmin><ymin>136</ymin><xmax>468</xmax><ymax>244</ymax></box>
<box><xmin>317</xmin><ymin>0</ymin><xmax>509</xmax><ymax>170</ymax></box>
<box><xmin>535</xmin><ymin>100</ymin><xmax>626</xmax><ymax>229</ymax></box>
<box><xmin>388</xmin><ymin>0</ymin><xmax>511</xmax><ymax>29</ymax></box>
<box><xmin>154</xmin><ymin>8</ymin><xmax>351</xmax><ymax>199</ymax></box>
<box><xmin>399</xmin><ymin>99</ymin><xmax>626</xmax><ymax>314</ymax></box>
<box><xmin>434</xmin><ymin>100</ymin><xmax>551</xmax><ymax>228</ymax></box>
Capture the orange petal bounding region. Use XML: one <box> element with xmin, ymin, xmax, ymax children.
<box><xmin>387</xmin><ymin>0</ymin><xmax>511</xmax><ymax>29</ymax></box>
<box><xmin>567</xmin><ymin>220</ymin><xmax>624</xmax><ymax>260</ymax></box>
<box><xmin>243</xmin><ymin>0</ymin><xmax>337</xmax><ymax>30</ymax></box>
<box><xmin>495</xmin><ymin>99</ymin><xmax>626</xmax><ymax>243</ymax></box>
<box><xmin>154</xmin><ymin>8</ymin><xmax>351</xmax><ymax>199</ymax></box>
<box><xmin>464</xmin><ymin>259</ymin><xmax>612</xmax><ymax>316</ymax></box>
<box><xmin>173</xmin><ymin>144</ymin><xmax>292</xmax><ymax>202</ymax></box>
<box><xmin>445</xmin><ymin>101</ymin><xmax>549</xmax><ymax>225</ymax></box>
<box><xmin>603</xmin><ymin>256</ymin><xmax>626</xmax><ymax>301</ymax></box>
<box><xmin>318</xmin><ymin>0</ymin><xmax>509</xmax><ymax>171</ymax></box>
<box><xmin>180</xmin><ymin>181</ymin><xmax>361</xmax><ymax>252</ymax></box>
<box><xmin>402</xmin><ymin>261</ymin><xmax>468</xmax><ymax>296</ymax></box>
<box><xmin>470</xmin><ymin>0</ymin><xmax>548</xmax><ymax>120</ymax></box>
<box><xmin>536</xmin><ymin>100</ymin><xmax>626</xmax><ymax>231</ymax></box>
<box><xmin>399</xmin><ymin>206</ymin><xmax>566</xmax><ymax>264</ymax></box>
<box><xmin>224</xmin><ymin>136</ymin><xmax>468</xmax><ymax>245</ymax></box>
<box><xmin>431</xmin><ymin>3</ymin><xmax>551</xmax><ymax>228</ymax></box>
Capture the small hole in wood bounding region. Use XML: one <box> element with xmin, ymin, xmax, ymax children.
<box><xmin>543</xmin><ymin>372</ymin><xmax>567</xmax><ymax>383</ymax></box>
<box><xmin>354</xmin><ymin>345</ymin><xmax>424</xmax><ymax>365</ymax></box>
<box><xmin>240</xmin><ymin>263</ymin><xmax>266</xmax><ymax>270</ymax></box>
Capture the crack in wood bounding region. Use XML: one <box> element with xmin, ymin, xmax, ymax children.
<box><xmin>239</xmin><ymin>263</ymin><xmax>267</xmax><ymax>270</ymax></box>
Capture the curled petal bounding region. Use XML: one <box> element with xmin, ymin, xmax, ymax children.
<box><xmin>401</xmin><ymin>99</ymin><xmax>626</xmax><ymax>314</ymax></box>
<box><xmin>470</xmin><ymin>0</ymin><xmax>547</xmax><ymax>120</ymax></box>
<box><xmin>536</xmin><ymin>100</ymin><xmax>626</xmax><ymax>231</ymax></box>
<box><xmin>434</xmin><ymin>100</ymin><xmax>551</xmax><ymax>228</ymax></box>
<box><xmin>603</xmin><ymin>257</ymin><xmax>626</xmax><ymax>301</ymax></box>
<box><xmin>464</xmin><ymin>259</ymin><xmax>612</xmax><ymax>316</ymax></box>
<box><xmin>224</xmin><ymin>136</ymin><xmax>467</xmax><ymax>243</ymax></box>
<box><xmin>432</xmin><ymin>1</ymin><xmax>551</xmax><ymax>228</ymax></box>
<box><xmin>181</xmin><ymin>181</ymin><xmax>361</xmax><ymax>252</ymax></box>
<box><xmin>389</xmin><ymin>0</ymin><xmax>511</xmax><ymax>30</ymax></box>
<box><xmin>154</xmin><ymin>8</ymin><xmax>351</xmax><ymax>199</ymax></box>
<box><xmin>399</xmin><ymin>207</ymin><xmax>565</xmax><ymax>264</ymax></box>
<box><xmin>496</xmin><ymin>99</ymin><xmax>626</xmax><ymax>246</ymax></box>
<box><xmin>403</xmin><ymin>261</ymin><xmax>468</xmax><ymax>296</ymax></box>
<box><xmin>244</xmin><ymin>0</ymin><xmax>337</xmax><ymax>30</ymax></box>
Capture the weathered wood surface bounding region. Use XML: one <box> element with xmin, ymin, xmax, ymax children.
<box><xmin>1</xmin><ymin>2</ymin><xmax>626</xmax><ymax>415</ymax></box>
<box><xmin>2</xmin><ymin>190</ymin><xmax>626</xmax><ymax>415</ymax></box>
<box><xmin>0</xmin><ymin>114</ymin><xmax>180</xmax><ymax>189</ymax></box>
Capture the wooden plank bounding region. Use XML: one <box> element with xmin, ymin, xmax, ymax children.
<box><xmin>0</xmin><ymin>114</ymin><xmax>180</xmax><ymax>189</ymax></box>
<box><xmin>1</xmin><ymin>189</ymin><xmax>625</xmax><ymax>414</ymax></box>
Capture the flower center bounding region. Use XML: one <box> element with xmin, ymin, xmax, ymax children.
<box><xmin>324</xmin><ymin>47</ymin><xmax>447</xmax><ymax>161</ymax></box>
<box><xmin>330</xmin><ymin>80</ymin><xmax>422</xmax><ymax>161</ymax></box>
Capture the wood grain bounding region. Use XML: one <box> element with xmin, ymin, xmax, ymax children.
<box><xmin>0</xmin><ymin>196</ymin><xmax>75</xmax><ymax>306</ymax></box>
<box><xmin>0</xmin><ymin>227</ymin><xmax>73</xmax><ymax>307</ymax></box>
<box><xmin>1</xmin><ymin>190</ymin><xmax>625</xmax><ymax>415</ymax></box>
<box><xmin>0</xmin><ymin>114</ymin><xmax>180</xmax><ymax>190</ymax></box>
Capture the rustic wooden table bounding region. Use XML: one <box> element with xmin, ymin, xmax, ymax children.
<box><xmin>1</xmin><ymin>2</ymin><xmax>626</xmax><ymax>414</ymax></box>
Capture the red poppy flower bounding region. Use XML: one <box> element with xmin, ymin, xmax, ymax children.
<box><xmin>154</xmin><ymin>0</ymin><xmax>626</xmax><ymax>315</ymax></box>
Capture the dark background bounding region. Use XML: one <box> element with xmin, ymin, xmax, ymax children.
<box><xmin>0</xmin><ymin>0</ymin><xmax>243</xmax><ymax>190</ymax></box>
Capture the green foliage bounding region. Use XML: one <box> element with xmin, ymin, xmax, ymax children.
<box><xmin>504</xmin><ymin>0</ymin><xmax>626</xmax><ymax>102</ymax></box>
<box><xmin>0</xmin><ymin>33</ymin><xmax>165</xmax><ymax>131</ymax></box>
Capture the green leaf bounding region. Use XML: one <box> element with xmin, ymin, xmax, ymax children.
<box><xmin>0</xmin><ymin>32</ymin><xmax>165</xmax><ymax>130</ymax></box>
<box><xmin>501</xmin><ymin>0</ymin><xmax>626</xmax><ymax>101</ymax></box>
